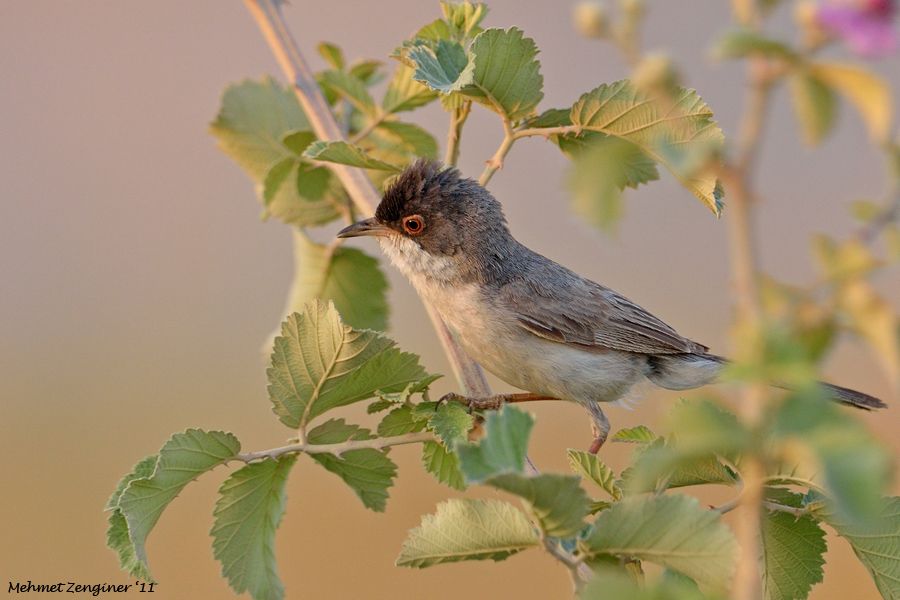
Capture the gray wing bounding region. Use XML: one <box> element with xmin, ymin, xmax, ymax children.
<box><xmin>497</xmin><ymin>263</ymin><xmax>708</xmax><ymax>356</ymax></box>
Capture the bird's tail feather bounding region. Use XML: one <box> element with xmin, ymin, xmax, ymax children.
<box><xmin>646</xmin><ymin>353</ymin><xmax>886</xmax><ymax>410</ymax></box>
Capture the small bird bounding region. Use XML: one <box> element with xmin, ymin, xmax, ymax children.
<box><xmin>338</xmin><ymin>159</ymin><xmax>886</xmax><ymax>452</ymax></box>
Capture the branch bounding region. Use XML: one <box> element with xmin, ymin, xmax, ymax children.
<box><xmin>444</xmin><ymin>101</ymin><xmax>472</xmax><ymax>166</ymax></box>
<box><xmin>243</xmin><ymin>0</ymin><xmax>490</xmax><ymax>399</ymax></box>
<box><xmin>479</xmin><ymin>118</ymin><xmax>517</xmax><ymax>186</ymax></box>
<box><xmin>236</xmin><ymin>431</ymin><xmax>435</xmax><ymax>462</ymax></box>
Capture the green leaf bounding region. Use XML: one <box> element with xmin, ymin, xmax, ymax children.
<box><xmin>383</xmin><ymin>63</ymin><xmax>439</xmax><ymax>113</ymax></box>
<box><xmin>115</xmin><ymin>430</ymin><xmax>240</xmax><ymax>576</ymax></box>
<box><xmin>407</xmin><ymin>39</ymin><xmax>475</xmax><ymax>94</ymax></box>
<box><xmin>489</xmin><ymin>473</ymin><xmax>590</xmax><ymax>537</ymax></box>
<box><xmin>571</xmin><ymin>81</ymin><xmax>725</xmax><ymax>215</ymax></box>
<box><xmin>373</xmin><ymin>121</ymin><xmax>438</xmax><ymax>159</ymax></box>
<box><xmin>457</xmin><ymin>405</ymin><xmax>533</xmax><ymax>484</ymax></box>
<box><xmin>349</xmin><ymin>60</ymin><xmax>383</xmax><ymax>84</ymax></box>
<box><xmin>422</xmin><ymin>441</ymin><xmax>466</xmax><ymax>491</ymax></box>
<box><xmin>303</xmin><ymin>140</ymin><xmax>402</xmax><ymax>171</ymax></box>
<box><xmin>611</xmin><ymin>425</ymin><xmax>658</xmax><ymax>444</ymax></box>
<box><xmin>583</xmin><ymin>494</ymin><xmax>737</xmax><ymax>592</ymax></box>
<box><xmin>427</xmin><ymin>401</ymin><xmax>474</xmax><ymax>447</ymax></box>
<box><xmin>771</xmin><ymin>393</ymin><xmax>890</xmax><ymax>521</ymax></box>
<box><xmin>466</xmin><ymin>27</ymin><xmax>543</xmax><ymax>121</ymax></box>
<box><xmin>566</xmin><ymin>136</ymin><xmax>659</xmax><ymax>232</ymax></box>
<box><xmin>811</xmin><ymin>62</ymin><xmax>893</xmax><ymax>143</ymax></box>
<box><xmin>106</xmin><ymin>455</ymin><xmax>157</xmax><ymax>581</ymax></box>
<box><xmin>714</xmin><ymin>29</ymin><xmax>797</xmax><ymax>61</ymax></box>
<box><xmin>377</xmin><ymin>405</ymin><xmax>427</xmax><ymax>437</ymax></box>
<box><xmin>366</xmin><ymin>398</ymin><xmax>395</xmax><ymax>414</ymax></box>
<box><xmin>407</xmin><ymin>28</ymin><xmax>543</xmax><ymax>122</ymax></box>
<box><xmin>284</xmin><ymin>232</ymin><xmax>388</xmax><ymax>331</ymax></box>
<box><xmin>210</xmin><ymin>78</ymin><xmax>309</xmax><ymax>180</ymax></box>
<box><xmin>211</xmin><ymin>456</ymin><xmax>296</xmax><ymax>600</ymax></box>
<box><xmin>580</xmin><ymin>565</ymin><xmax>709</xmax><ymax>600</ymax></box>
<box><xmin>307</xmin><ymin>419</ymin><xmax>397</xmax><ymax>511</ymax></box>
<box><xmin>761</xmin><ymin>496</ymin><xmax>826</xmax><ymax>600</ymax></box>
<box><xmin>396</xmin><ymin>498</ymin><xmax>539</xmax><ymax>567</ymax></box>
<box><xmin>267</xmin><ymin>300</ymin><xmax>429</xmax><ymax>429</ymax></box>
<box><xmin>567</xmin><ymin>449</ymin><xmax>622</xmax><ymax>500</ymax></box>
<box><xmin>262</xmin><ymin>157</ymin><xmax>341</xmax><ymax>226</ymax></box>
<box><xmin>317</xmin><ymin>42</ymin><xmax>344</xmax><ymax>70</ymax></box>
<box><xmin>441</xmin><ymin>0</ymin><xmax>489</xmax><ymax>39</ymax></box>
<box><xmin>375</xmin><ymin>374</ymin><xmax>442</xmax><ymax>404</ymax></box>
<box><xmin>812</xmin><ymin>496</ymin><xmax>900</xmax><ymax>599</ymax></box>
<box><xmin>789</xmin><ymin>72</ymin><xmax>837</xmax><ymax>146</ymax></box>
<box><xmin>319</xmin><ymin>70</ymin><xmax>377</xmax><ymax>117</ymax></box>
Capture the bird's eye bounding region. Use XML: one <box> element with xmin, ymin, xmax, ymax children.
<box><xmin>402</xmin><ymin>215</ymin><xmax>425</xmax><ymax>236</ymax></box>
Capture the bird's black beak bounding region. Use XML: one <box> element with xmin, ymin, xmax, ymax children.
<box><xmin>336</xmin><ymin>217</ymin><xmax>392</xmax><ymax>239</ymax></box>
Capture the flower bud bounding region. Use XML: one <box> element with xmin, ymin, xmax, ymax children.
<box><xmin>573</xmin><ymin>1</ymin><xmax>608</xmax><ymax>38</ymax></box>
<box><xmin>631</xmin><ymin>53</ymin><xmax>680</xmax><ymax>94</ymax></box>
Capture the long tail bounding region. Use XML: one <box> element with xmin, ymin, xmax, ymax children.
<box><xmin>646</xmin><ymin>353</ymin><xmax>886</xmax><ymax>410</ymax></box>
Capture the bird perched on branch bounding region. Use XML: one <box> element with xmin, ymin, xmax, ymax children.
<box><xmin>338</xmin><ymin>159</ymin><xmax>886</xmax><ymax>452</ymax></box>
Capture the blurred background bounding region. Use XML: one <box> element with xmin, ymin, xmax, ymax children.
<box><xmin>1</xmin><ymin>1</ymin><xmax>898</xmax><ymax>598</ymax></box>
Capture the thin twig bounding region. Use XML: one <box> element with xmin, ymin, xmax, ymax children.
<box><xmin>479</xmin><ymin>118</ymin><xmax>517</xmax><ymax>186</ymax></box>
<box><xmin>243</xmin><ymin>0</ymin><xmax>491</xmax><ymax>399</ymax></box>
<box><xmin>761</xmin><ymin>501</ymin><xmax>809</xmax><ymax>518</ymax></box>
<box><xmin>236</xmin><ymin>431</ymin><xmax>435</xmax><ymax>462</ymax></box>
<box><xmin>444</xmin><ymin>101</ymin><xmax>472</xmax><ymax>166</ymax></box>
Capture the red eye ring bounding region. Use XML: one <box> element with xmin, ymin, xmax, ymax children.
<box><xmin>402</xmin><ymin>215</ymin><xmax>426</xmax><ymax>236</ymax></box>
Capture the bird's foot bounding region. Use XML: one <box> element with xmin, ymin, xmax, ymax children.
<box><xmin>587</xmin><ymin>404</ymin><xmax>610</xmax><ymax>455</ymax></box>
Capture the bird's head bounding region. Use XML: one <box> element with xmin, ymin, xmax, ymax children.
<box><xmin>337</xmin><ymin>159</ymin><xmax>514</xmax><ymax>284</ymax></box>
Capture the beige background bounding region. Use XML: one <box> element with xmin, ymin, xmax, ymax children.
<box><xmin>1</xmin><ymin>1</ymin><xmax>898</xmax><ymax>599</ymax></box>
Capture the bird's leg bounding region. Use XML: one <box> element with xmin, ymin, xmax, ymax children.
<box><xmin>586</xmin><ymin>403</ymin><xmax>610</xmax><ymax>454</ymax></box>
<box><xmin>439</xmin><ymin>392</ymin><xmax>558</xmax><ymax>412</ymax></box>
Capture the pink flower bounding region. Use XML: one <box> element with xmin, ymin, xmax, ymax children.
<box><xmin>817</xmin><ymin>0</ymin><xmax>898</xmax><ymax>57</ymax></box>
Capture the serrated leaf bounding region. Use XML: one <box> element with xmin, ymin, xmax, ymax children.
<box><xmin>262</xmin><ymin>158</ymin><xmax>341</xmax><ymax>226</ymax></box>
<box><xmin>375</xmin><ymin>374</ymin><xmax>442</xmax><ymax>404</ymax></box>
<box><xmin>566</xmin><ymin>135</ymin><xmax>660</xmax><ymax>232</ymax></box>
<box><xmin>408</xmin><ymin>39</ymin><xmax>475</xmax><ymax>94</ymax></box>
<box><xmin>466</xmin><ymin>27</ymin><xmax>543</xmax><ymax>121</ymax></box>
<box><xmin>303</xmin><ymin>140</ymin><xmax>402</xmax><ymax>171</ymax></box>
<box><xmin>714</xmin><ymin>29</ymin><xmax>798</xmax><ymax>61</ymax></box>
<box><xmin>422</xmin><ymin>441</ymin><xmax>466</xmax><ymax>491</ymax></box>
<box><xmin>457</xmin><ymin>405</ymin><xmax>533</xmax><ymax>484</ymax></box>
<box><xmin>317</xmin><ymin>42</ymin><xmax>344</xmax><ymax>70</ymax></box>
<box><xmin>116</xmin><ymin>430</ymin><xmax>240</xmax><ymax>576</ymax></box>
<box><xmin>377</xmin><ymin>405</ymin><xmax>427</xmax><ymax>437</ymax></box>
<box><xmin>307</xmin><ymin>419</ymin><xmax>396</xmax><ymax>511</ymax></box>
<box><xmin>210</xmin><ymin>78</ymin><xmax>309</xmax><ymax>180</ymax></box>
<box><xmin>428</xmin><ymin>401</ymin><xmax>474</xmax><ymax>447</ymax></box>
<box><xmin>319</xmin><ymin>70</ymin><xmax>376</xmax><ymax>117</ymax></box>
<box><xmin>811</xmin><ymin>62</ymin><xmax>893</xmax><ymax>143</ymax></box>
<box><xmin>583</xmin><ymin>494</ymin><xmax>737</xmax><ymax>592</ymax></box>
<box><xmin>761</xmin><ymin>495</ymin><xmax>826</xmax><ymax>600</ymax></box>
<box><xmin>789</xmin><ymin>72</ymin><xmax>837</xmax><ymax>146</ymax></box>
<box><xmin>812</xmin><ymin>496</ymin><xmax>900</xmax><ymax>599</ymax></box>
<box><xmin>383</xmin><ymin>63</ymin><xmax>439</xmax><ymax>113</ymax></box>
<box><xmin>284</xmin><ymin>232</ymin><xmax>388</xmax><ymax>331</ymax></box>
<box><xmin>441</xmin><ymin>0</ymin><xmax>489</xmax><ymax>40</ymax></box>
<box><xmin>580</xmin><ymin>565</ymin><xmax>709</xmax><ymax>600</ymax></box>
<box><xmin>267</xmin><ymin>300</ymin><xmax>428</xmax><ymax>429</ymax></box>
<box><xmin>571</xmin><ymin>81</ymin><xmax>725</xmax><ymax>215</ymax></box>
<box><xmin>212</xmin><ymin>456</ymin><xmax>296</xmax><ymax>600</ymax></box>
<box><xmin>366</xmin><ymin>399</ymin><xmax>395</xmax><ymax>414</ymax></box>
<box><xmin>106</xmin><ymin>455</ymin><xmax>157</xmax><ymax>581</ymax></box>
<box><xmin>374</xmin><ymin>121</ymin><xmax>438</xmax><ymax>159</ymax></box>
<box><xmin>489</xmin><ymin>473</ymin><xmax>590</xmax><ymax>537</ymax></box>
<box><xmin>772</xmin><ymin>393</ymin><xmax>890</xmax><ymax>521</ymax></box>
<box><xmin>396</xmin><ymin>498</ymin><xmax>539</xmax><ymax>567</ymax></box>
<box><xmin>567</xmin><ymin>449</ymin><xmax>622</xmax><ymax>500</ymax></box>
<box><xmin>349</xmin><ymin>60</ymin><xmax>383</xmax><ymax>84</ymax></box>
<box><xmin>611</xmin><ymin>425</ymin><xmax>658</xmax><ymax>444</ymax></box>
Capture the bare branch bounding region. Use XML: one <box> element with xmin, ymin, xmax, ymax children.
<box><xmin>236</xmin><ymin>431</ymin><xmax>435</xmax><ymax>463</ymax></box>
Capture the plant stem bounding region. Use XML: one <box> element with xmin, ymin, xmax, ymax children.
<box><xmin>725</xmin><ymin>55</ymin><xmax>777</xmax><ymax>600</ymax></box>
<box><xmin>236</xmin><ymin>431</ymin><xmax>435</xmax><ymax>462</ymax></box>
<box><xmin>444</xmin><ymin>101</ymin><xmax>472</xmax><ymax>166</ymax></box>
<box><xmin>243</xmin><ymin>0</ymin><xmax>491</xmax><ymax>399</ymax></box>
<box><xmin>479</xmin><ymin>119</ymin><xmax>517</xmax><ymax>186</ymax></box>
